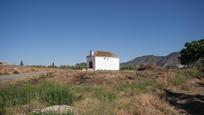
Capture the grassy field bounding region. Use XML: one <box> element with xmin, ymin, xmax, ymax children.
<box><xmin>0</xmin><ymin>68</ymin><xmax>203</xmax><ymax>115</ymax></box>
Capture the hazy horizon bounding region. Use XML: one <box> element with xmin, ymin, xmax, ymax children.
<box><xmin>1</xmin><ymin>0</ymin><xmax>204</xmax><ymax>65</ymax></box>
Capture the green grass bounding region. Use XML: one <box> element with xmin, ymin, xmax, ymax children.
<box><xmin>171</xmin><ymin>73</ymin><xmax>192</xmax><ymax>86</ymax></box>
<box><xmin>66</xmin><ymin>84</ymin><xmax>117</xmax><ymax>102</ymax></box>
<box><xmin>38</xmin><ymin>83</ymin><xmax>77</xmax><ymax>105</ymax></box>
<box><xmin>0</xmin><ymin>81</ymin><xmax>78</xmax><ymax>114</ymax></box>
<box><xmin>93</xmin><ymin>87</ymin><xmax>117</xmax><ymax>102</ymax></box>
<box><xmin>168</xmin><ymin>69</ymin><xmax>204</xmax><ymax>86</ymax></box>
<box><xmin>192</xmin><ymin>71</ymin><xmax>204</xmax><ymax>78</ymax></box>
<box><xmin>116</xmin><ymin>79</ymin><xmax>158</xmax><ymax>94</ymax></box>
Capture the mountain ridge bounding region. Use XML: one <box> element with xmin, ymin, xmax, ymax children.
<box><xmin>121</xmin><ymin>52</ymin><xmax>181</xmax><ymax>68</ymax></box>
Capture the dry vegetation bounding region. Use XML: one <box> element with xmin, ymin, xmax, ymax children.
<box><xmin>0</xmin><ymin>67</ymin><xmax>204</xmax><ymax>115</ymax></box>
<box><xmin>0</xmin><ymin>65</ymin><xmax>50</xmax><ymax>75</ymax></box>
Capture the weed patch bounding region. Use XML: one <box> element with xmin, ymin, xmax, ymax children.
<box><xmin>117</xmin><ymin>79</ymin><xmax>158</xmax><ymax>94</ymax></box>
<box><xmin>170</xmin><ymin>73</ymin><xmax>191</xmax><ymax>86</ymax></box>
<box><xmin>0</xmin><ymin>81</ymin><xmax>78</xmax><ymax>114</ymax></box>
<box><xmin>93</xmin><ymin>87</ymin><xmax>117</xmax><ymax>102</ymax></box>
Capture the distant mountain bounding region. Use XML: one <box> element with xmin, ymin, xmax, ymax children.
<box><xmin>158</xmin><ymin>52</ymin><xmax>181</xmax><ymax>67</ymax></box>
<box><xmin>121</xmin><ymin>52</ymin><xmax>181</xmax><ymax>68</ymax></box>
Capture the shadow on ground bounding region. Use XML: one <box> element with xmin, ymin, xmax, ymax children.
<box><xmin>165</xmin><ymin>89</ymin><xmax>204</xmax><ymax>115</ymax></box>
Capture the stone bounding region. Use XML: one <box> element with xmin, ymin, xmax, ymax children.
<box><xmin>33</xmin><ymin>105</ymin><xmax>74</xmax><ymax>114</ymax></box>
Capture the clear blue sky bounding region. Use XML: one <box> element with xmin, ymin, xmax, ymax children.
<box><xmin>0</xmin><ymin>0</ymin><xmax>204</xmax><ymax>65</ymax></box>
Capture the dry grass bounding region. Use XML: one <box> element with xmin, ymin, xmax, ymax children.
<box><xmin>42</xmin><ymin>70</ymin><xmax>158</xmax><ymax>85</ymax></box>
<box><xmin>5</xmin><ymin>100</ymin><xmax>45</xmax><ymax>115</ymax></box>
<box><xmin>1</xmin><ymin>68</ymin><xmax>202</xmax><ymax>115</ymax></box>
<box><xmin>0</xmin><ymin>65</ymin><xmax>51</xmax><ymax>75</ymax></box>
<box><xmin>73</xmin><ymin>93</ymin><xmax>179</xmax><ymax>115</ymax></box>
<box><xmin>115</xmin><ymin>93</ymin><xmax>179</xmax><ymax>115</ymax></box>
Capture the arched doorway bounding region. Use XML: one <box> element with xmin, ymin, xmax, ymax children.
<box><xmin>89</xmin><ymin>61</ymin><xmax>93</xmax><ymax>68</ymax></box>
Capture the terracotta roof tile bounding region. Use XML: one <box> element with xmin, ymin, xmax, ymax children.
<box><xmin>94</xmin><ymin>51</ymin><xmax>118</xmax><ymax>58</ymax></box>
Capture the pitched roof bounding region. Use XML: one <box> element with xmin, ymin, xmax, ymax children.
<box><xmin>94</xmin><ymin>51</ymin><xmax>118</xmax><ymax>58</ymax></box>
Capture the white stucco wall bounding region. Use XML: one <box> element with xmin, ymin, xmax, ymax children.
<box><xmin>87</xmin><ymin>56</ymin><xmax>120</xmax><ymax>70</ymax></box>
<box><xmin>95</xmin><ymin>57</ymin><xmax>119</xmax><ymax>70</ymax></box>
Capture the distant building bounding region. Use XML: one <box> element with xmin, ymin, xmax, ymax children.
<box><xmin>87</xmin><ymin>50</ymin><xmax>120</xmax><ymax>70</ymax></box>
<box><xmin>176</xmin><ymin>64</ymin><xmax>184</xmax><ymax>68</ymax></box>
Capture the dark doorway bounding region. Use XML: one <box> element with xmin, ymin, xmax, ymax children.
<box><xmin>89</xmin><ymin>61</ymin><xmax>93</xmax><ymax>68</ymax></box>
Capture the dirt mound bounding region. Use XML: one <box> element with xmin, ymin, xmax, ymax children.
<box><xmin>156</xmin><ymin>72</ymin><xmax>168</xmax><ymax>86</ymax></box>
<box><xmin>165</xmin><ymin>89</ymin><xmax>204</xmax><ymax>115</ymax></box>
<box><xmin>115</xmin><ymin>93</ymin><xmax>179</xmax><ymax>115</ymax></box>
<box><xmin>43</xmin><ymin>70</ymin><xmax>157</xmax><ymax>85</ymax></box>
<box><xmin>165</xmin><ymin>77</ymin><xmax>204</xmax><ymax>115</ymax></box>
<box><xmin>138</xmin><ymin>64</ymin><xmax>162</xmax><ymax>71</ymax></box>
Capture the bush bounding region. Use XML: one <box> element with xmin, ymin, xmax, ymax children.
<box><xmin>137</xmin><ymin>64</ymin><xmax>157</xmax><ymax>71</ymax></box>
<box><xmin>120</xmin><ymin>66</ymin><xmax>135</xmax><ymax>70</ymax></box>
<box><xmin>13</xmin><ymin>70</ymin><xmax>19</xmax><ymax>74</ymax></box>
<box><xmin>196</xmin><ymin>58</ymin><xmax>204</xmax><ymax>72</ymax></box>
<box><xmin>38</xmin><ymin>72</ymin><xmax>54</xmax><ymax>79</ymax></box>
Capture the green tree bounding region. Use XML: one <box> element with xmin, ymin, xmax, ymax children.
<box><xmin>75</xmin><ymin>63</ymin><xmax>87</xmax><ymax>70</ymax></box>
<box><xmin>51</xmin><ymin>62</ymin><xmax>56</xmax><ymax>68</ymax></box>
<box><xmin>20</xmin><ymin>60</ymin><xmax>24</xmax><ymax>66</ymax></box>
<box><xmin>179</xmin><ymin>39</ymin><xmax>204</xmax><ymax>65</ymax></box>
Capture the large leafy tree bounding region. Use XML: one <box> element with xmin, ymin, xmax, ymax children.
<box><xmin>179</xmin><ymin>39</ymin><xmax>204</xmax><ymax>65</ymax></box>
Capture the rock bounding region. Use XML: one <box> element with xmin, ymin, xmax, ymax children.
<box><xmin>33</xmin><ymin>105</ymin><xmax>74</xmax><ymax>114</ymax></box>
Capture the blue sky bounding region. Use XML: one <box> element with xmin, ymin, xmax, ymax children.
<box><xmin>0</xmin><ymin>0</ymin><xmax>204</xmax><ymax>65</ymax></box>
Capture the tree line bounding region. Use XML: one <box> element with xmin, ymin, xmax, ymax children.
<box><xmin>29</xmin><ymin>62</ymin><xmax>87</xmax><ymax>70</ymax></box>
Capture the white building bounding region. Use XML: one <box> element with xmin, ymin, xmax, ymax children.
<box><xmin>87</xmin><ymin>50</ymin><xmax>120</xmax><ymax>70</ymax></box>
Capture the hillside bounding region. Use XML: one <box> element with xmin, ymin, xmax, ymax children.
<box><xmin>121</xmin><ymin>52</ymin><xmax>181</xmax><ymax>68</ymax></box>
<box><xmin>158</xmin><ymin>52</ymin><xmax>181</xmax><ymax>67</ymax></box>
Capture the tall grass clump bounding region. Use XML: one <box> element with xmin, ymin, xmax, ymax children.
<box><xmin>93</xmin><ymin>87</ymin><xmax>117</xmax><ymax>102</ymax></box>
<box><xmin>0</xmin><ymin>81</ymin><xmax>78</xmax><ymax>114</ymax></box>
<box><xmin>170</xmin><ymin>72</ymin><xmax>192</xmax><ymax>86</ymax></box>
<box><xmin>0</xmin><ymin>83</ymin><xmax>34</xmax><ymax>107</ymax></box>
<box><xmin>38</xmin><ymin>83</ymin><xmax>76</xmax><ymax>105</ymax></box>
